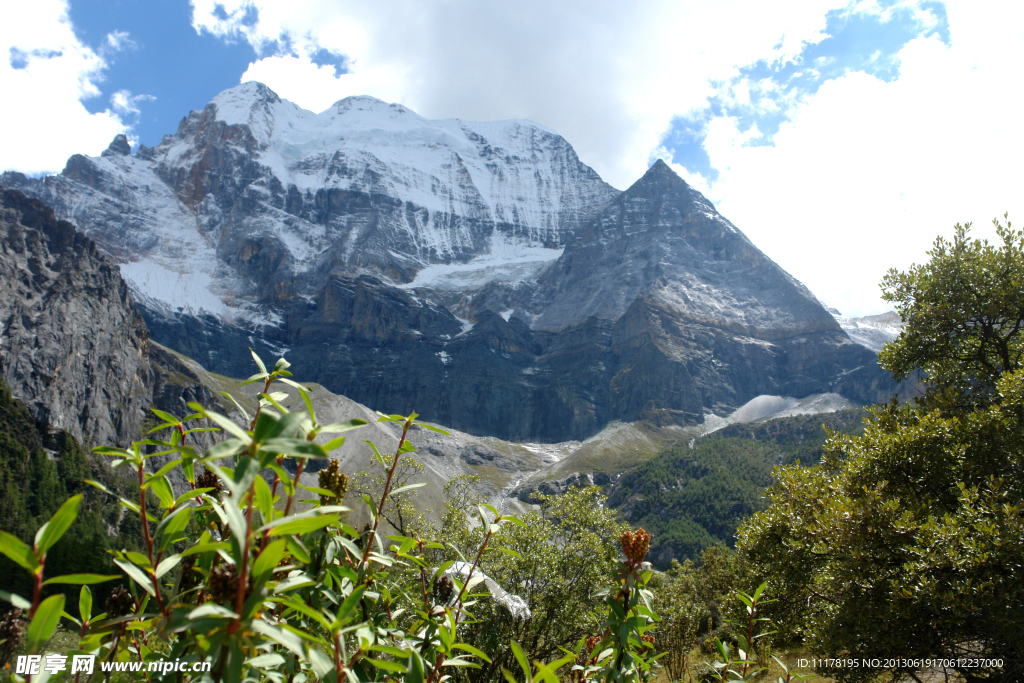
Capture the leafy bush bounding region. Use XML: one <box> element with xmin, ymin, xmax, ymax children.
<box><xmin>740</xmin><ymin>217</ymin><xmax>1024</xmax><ymax>683</ymax></box>
<box><xmin>0</xmin><ymin>353</ymin><xmax>661</xmax><ymax>682</ymax></box>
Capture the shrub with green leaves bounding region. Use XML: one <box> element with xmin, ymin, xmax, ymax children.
<box><xmin>740</xmin><ymin>217</ymin><xmax>1024</xmax><ymax>683</ymax></box>
<box><xmin>0</xmin><ymin>351</ymin><xmax>663</xmax><ymax>683</ymax></box>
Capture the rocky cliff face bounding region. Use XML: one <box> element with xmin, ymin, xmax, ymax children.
<box><xmin>2</xmin><ymin>83</ymin><xmax>897</xmax><ymax>442</ymax></box>
<box><xmin>0</xmin><ymin>188</ymin><xmax>151</xmax><ymax>446</ymax></box>
<box><xmin>3</xmin><ymin>83</ymin><xmax>617</xmax><ymax>311</ymax></box>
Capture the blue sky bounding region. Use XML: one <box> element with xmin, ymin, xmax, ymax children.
<box><xmin>1</xmin><ymin>0</ymin><xmax>1021</xmax><ymax>316</ymax></box>
<box><xmin>665</xmin><ymin>1</ymin><xmax>951</xmax><ymax>180</ymax></box>
<box><xmin>65</xmin><ymin>0</ymin><xmax>255</xmax><ymax>147</ymax></box>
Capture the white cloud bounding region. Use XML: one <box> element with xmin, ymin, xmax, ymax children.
<box><xmin>672</xmin><ymin>12</ymin><xmax>1024</xmax><ymax>316</ymax></box>
<box><xmin>110</xmin><ymin>90</ymin><xmax>155</xmax><ymax>117</ymax></box>
<box><xmin>104</xmin><ymin>30</ymin><xmax>137</xmax><ymax>53</ymax></box>
<box><xmin>0</xmin><ymin>0</ymin><xmax>131</xmax><ymax>175</ymax></box>
<box><xmin>240</xmin><ymin>54</ymin><xmax>407</xmax><ymax>113</ymax></box>
<box><xmin>188</xmin><ymin>1</ymin><xmax>1023</xmax><ymax>315</ymax></box>
<box><xmin>191</xmin><ymin>0</ymin><xmax>851</xmax><ymax>190</ymax></box>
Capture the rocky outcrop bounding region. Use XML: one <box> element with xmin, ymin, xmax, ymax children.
<box><xmin>0</xmin><ymin>188</ymin><xmax>151</xmax><ymax>446</ymax></box>
<box><xmin>514</xmin><ymin>470</ymin><xmax>613</xmax><ymax>503</ymax></box>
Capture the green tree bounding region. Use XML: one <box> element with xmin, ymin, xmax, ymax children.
<box><xmin>442</xmin><ymin>487</ymin><xmax>629</xmax><ymax>683</ymax></box>
<box><xmin>880</xmin><ymin>214</ymin><xmax>1024</xmax><ymax>409</ymax></box>
<box><xmin>739</xmin><ymin>216</ymin><xmax>1024</xmax><ymax>683</ymax></box>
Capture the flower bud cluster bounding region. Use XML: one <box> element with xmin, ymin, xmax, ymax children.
<box><xmin>318</xmin><ymin>459</ymin><xmax>349</xmax><ymax>505</ymax></box>
<box><xmin>620</xmin><ymin>527</ymin><xmax>651</xmax><ymax>566</ymax></box>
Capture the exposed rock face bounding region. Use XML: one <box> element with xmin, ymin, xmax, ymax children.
<box><xmin>3</xmin><ymin>82</ymin><xmax>617</xmax><ymax>309</ymax></box>
<box><xmin>2</xmin><ymin>83</ymin><xmax>898</xmax><ymax>443</ymax></box>
<box><xmin>0</xmin><ymin>188</ymin><xmax>151</xmax><ymax>446</ymax></box>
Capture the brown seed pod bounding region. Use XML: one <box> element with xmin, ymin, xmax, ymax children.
<box><xmin>432</xmin><ymin>574</ymin><xmax>454</xmax><ymax>605</ymax></box>
<box><xmin>641</xmin><ymin>633</ymin><xmax>656</xmax><ymax>649</ymax></box>
<box><xmin>274</xmin><ymin>554</ymin><xmax>293</xmax><ymax>574</ymax></box>
<box><xmin>195</xmin><ymin>468</ymin><xmax>223</xmax><ymax>493</ymax></box>
<box><xmin>207</xmin><ymin>564</ymin><xmax>249</xmax><ymax>603</ymax></box>
<box><xmin>105</xmin><ymin>585</ymin><xmax>136</xmax><ymax>634</ymax></box>
<box><xmin>0</xmin><ymin>608</ymin><xmax>26</xmax><ymax>665</ymax></box>
<box><xmin>178</xmin><ymin>555</ymin><xmax>202</xmax><ymax>597</ymax></box>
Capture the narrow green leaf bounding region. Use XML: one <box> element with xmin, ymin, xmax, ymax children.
<box><xmin>414</xmin><ymin>422</ymin><xmax>450</xmax><ymax>435</ymax></box>
<box><xmin>533</xmin><ymin>660</ymin><xmax>561</xmax><ymax>683</ymax></box>
<box><xmin>322</xmin><ymin>436</ymin><xmax>346</xmax><ymax>451</ymax></box>
<box><xmin>36</xmin><ymin>494</ymin><xmax>81</xmax><ymax>556</ymax></box>
<box><xmin>188</xmin><ymin>603</ymin><xmax>237</xmax><ymax>620</ymax></box>
<box><xmin>298</xmin><ymin>386</ymin><xmax>316</xmax><ymax>425</ymax></box>
<box><xmin>26</xmin><ymin>594</ymin><xmax>65</xmax><ymax>654</ymax></box>
<box><xmin>254</xmin><ymin>475</ymin><xmax>274</xmax><ymax>522</ymax></box>
<box><xmin>319</xmin><ymin>419</ymin><xmax>367</xmax><ymax>434</ymax></box>
<box><xmin>390</xmin><ymin>482</ymin><xmax>427</xmax><ymax>496</ymax></box>
<box><xmin>260</xmin><ymin>438</ymin><xmax>327</xmax><ymax>459</ymax></box>
<box><xmin>125</xmin><ymin>551</ymin><xmax>152</xmax><ymax>569</ymax></box>
<box><xmin>79</xmin><ymin>586</ymin><xmax>93</xmax><ymax>623</ymax></box>
<box><xmin>203</xmin><ymin>439</ymin><xmax>247</xmax><ymax>462</ymax></box>
<box><xmin>0</xmin><ymin>531</ymin><xmax>39</xmax><ymax>572</ymax></box>
<box><xmin>114</xmin><ymin>559</ymin><xmax>156</xmax><ymax>597</ymax></box>
<box><xmin>148</xmin><ymin>459</ymin><xmax>183</xmax><ymax>481</ymax></box>
<box><xmin>155</xmin><ymin>555</ymin><xmax>182</xmax><ymax>579</ymax></box>
<box><xmin>367</xmin><ymin>658</ymin><xmax>408</xmax><ymax>673</ymax></box>
<box><xmin>180</xmin><ymin>541</ymin><xmax>230</xmax><ymax>558</ymax></box>
<box><xmin>274</xmin><ymin>377</ymin><xmax>313</xmax><ymax>391</ymax></box>
<box><xmin>333</xmin><ymin>585</ymin><xmax>366</xmax><ymax>627</ymax></box>
<box><xmin>251</xmin><ymin>620</ymin><xmax>305</xmax><ymax>657</ymax></box>
<box><xmin>510</xmin><ymin>641</ymin><xmax>530</xmax><ymax>678</ymax></box>
<box><xmin>148</xmin><ymin>477</ymin><xmax>175</xmax><ymax>509</ymax></box>
<box><xmin>252</xmin><ymin>539</ymin><xmax>287</xmax><ymax>580</ymax></box>
<box><xmin>268</xmin><ymin>596</ymin><xmax>332</xmax><ymax>630</ymax></box>
<box><xmin>250</xmin><ymin>347</ymin><xmax>268</xmax><ymax>373</ymax></box>
<box><xmin>0</xmin><ymin>591</ymin><xmax>31</xmax><ymax>610</ymax></box>
<box><xmin>219</xmin><ymin>390</ymin><xmax>252</xmax><ymax>423</ymax></box>
<box><xmin>247</xmin><ymin>653</ymin><xmax>287</xmax><ymax>669</ymax></box>
<box><xmin>92</xmin><ymin>446</ymin><xmax>133</xmax><ymax>458</ymax></box>
<box><xmin>297</xmin><ymin>484</ymin><xmax>338</xmax><ymax>497</ymax></box>
<box><xmin>269</xmin><ymin>515</ymin><xmax>340</xmax><ymax>536</ymax></box>
<box><xmin>150</xmin><ymin>408</ymin><xmax>182</xmax><ymax>425</ymax></box>
<box><xmin>452</xmin><ymin>643</ymin><xmax>492</xmax><ymax>664</ymax></box>
<box><xmin>42</xmin><ymin>574</ymin><xmax>119</xmax><ymax>586</ymax></box>
<box><xmin>187</xmin><ymin>402</ymin><xmax>252</xmax><ymax>444</ymax></box>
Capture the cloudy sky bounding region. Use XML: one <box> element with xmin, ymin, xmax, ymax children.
<box><xmin>2</xmin><ymin>0</ymin><xmax>1021</xmax><ymax>316</ymax></box>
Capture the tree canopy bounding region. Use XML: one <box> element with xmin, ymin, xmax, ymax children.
<box><xmin>739</xmin><ymin>215</ymin><xmax>1024</xmax><ymax>683</ymax></box>
<box><xmin>880</xmin><ymin>214</ymin><xmax>1024</xmax><ymax>409</ymax></box>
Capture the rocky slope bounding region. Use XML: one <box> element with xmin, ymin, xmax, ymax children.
<box><xmin>0</xmin><ymin>187</ymin><xmax>151</xmax><ymax>447</ymax></box>
<box><xmin>3</xmin><ymin>83</ymin><xmax>898</xmax><ymax>443</ymax></box>
<box><xmin>834</xmin><ymin>310</ymin><xmax>902</xmax><ymax>352</ymax></box>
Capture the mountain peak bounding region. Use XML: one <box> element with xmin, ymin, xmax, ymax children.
<box><xmin>101</xmin><ymin>134</ymin><xmax>132</xmax><ymax>157</ymax></box>
<box><xmin>209</xmin><ymin>81</ymin><xmax>283</xmax><ymax>126</ymax></box>
<box><xmin>635</xmin><ymin>158</ymin><xmax>690</xmax><ymax>189</ymax></box>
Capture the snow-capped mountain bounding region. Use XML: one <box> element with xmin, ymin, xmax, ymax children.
<box><xmin>833</xmin><ymin>311</ymin><xmax>902</xmax><ymax>352</ymax></box>
<box><xmin>2</xmin><ymin>83</ymin><xmax>898</xmax><ymax>442</ymax></box>
<box><xmin>5</xmin><ymin>82</ymin><xmax>616</xmax><ymax>321</ymax></box>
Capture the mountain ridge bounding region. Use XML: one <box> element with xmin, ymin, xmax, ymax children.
<box><xmin>2</xmin><ymin>82</ymin><xmax>899</xmax><ymax>442</ymax></box>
